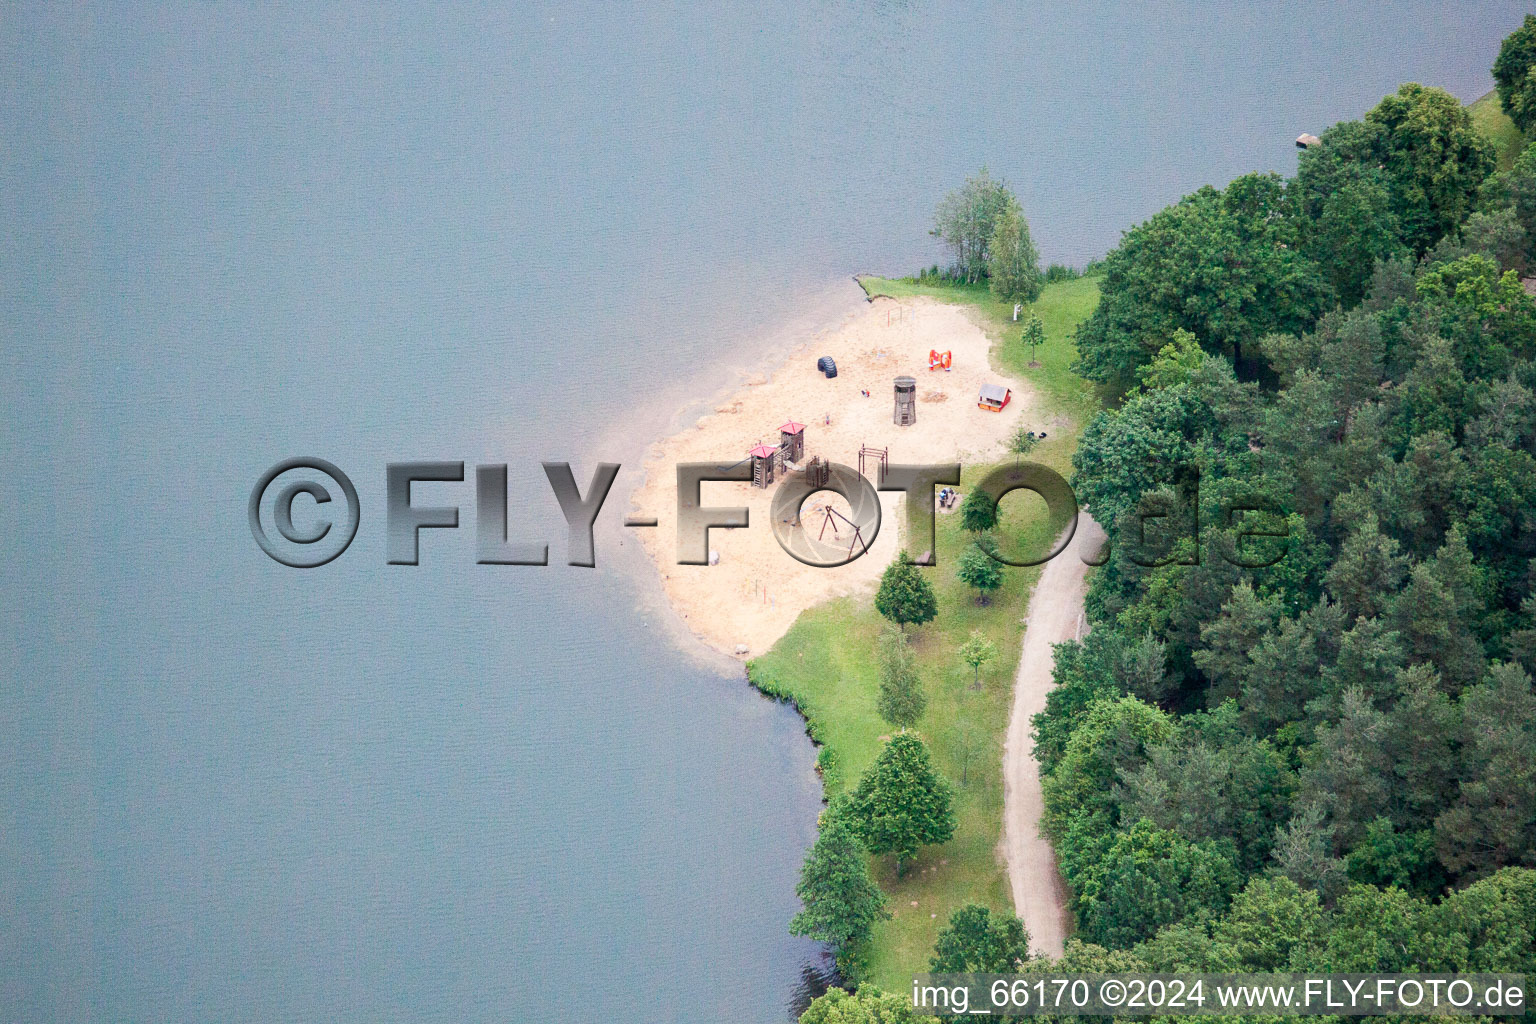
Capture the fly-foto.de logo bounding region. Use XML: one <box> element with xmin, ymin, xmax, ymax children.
<box><xmin>248</xmin><ymin>458</ymin><xmax>1292</xmax><ymax>570</ymax></box>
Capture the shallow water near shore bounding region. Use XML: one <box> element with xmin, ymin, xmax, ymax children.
<box><xmin>1</xmin><ymin>4</ymin><xmax>1525</xmax><ymax>1021</ymax></box>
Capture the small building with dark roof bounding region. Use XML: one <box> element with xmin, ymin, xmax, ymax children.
<box><xmin>977</xmin><ymin>383</ymin><xmax>1012</xmax><ymax>412</ymax></box>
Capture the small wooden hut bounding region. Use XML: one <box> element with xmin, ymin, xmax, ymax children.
<box><xmin>977</xmin><ymin>383</ymin><xmax>1012</xmax><ymax>412</ymax></box>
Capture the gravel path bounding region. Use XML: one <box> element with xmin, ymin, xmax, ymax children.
<box><xmin>1000</xmin><ymin>513</ymin><xmax>1104</xmax><ymax>958</ymax></box>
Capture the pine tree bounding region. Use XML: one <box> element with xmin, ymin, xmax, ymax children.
<box><xmin>1382</xmin><ymin>664</ymin><xmax>1459</xmax><ymax>827</ymax></box>
<box><xmin>874</xmin><ymin>551</ymin><xmax>938</xmax><ymax>632</ymax></box>
<box><xmin>1298</xmin><ymin>686</ymin><xmax>1392</xmax><ymax>849</ymax></box>
<box><xmin>789</xmin><ymin>815</ymin><xmax>889</xmax><ymax>957</ymax></box>
<box><xmin>847</xmin><ymin>734</ymin><xmax>956</xmax><ymax>877</ymax></box>
<box><xmin>1435</xmin><ymin>662</ymin><xmax>1536</xmax><ymax>875</ymax></box>
<box><xmin>1074</xmin><ymin>819</ymin><xmax>1241</xmax><ymax>947</ymax></box>
<box><xmin>1325</xmin><ymin>514</ymin><xmax>1409</xmax><ymax>623</ymax></box>
<box><xmin>1194</xmin><ymin>581</ymin><xmax>1282</xmax><ymax>705</ymax></box>
<box><xmin>1392</xmin><ymin>526</ymin><xmax>1487</xmax><ymax>691</ymax></box>
<box><xmin>1240</xmin><ymin>600</ymin><xmax>1345</xmax><ymax>734</ymax></box>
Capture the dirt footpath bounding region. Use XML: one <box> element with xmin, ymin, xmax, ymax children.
<box><xmin>1000</xmin><ymin>513</ymin><xmax>1104</xmax><ymax>958</ymax></box>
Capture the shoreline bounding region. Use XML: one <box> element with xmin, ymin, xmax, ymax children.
<box><xmin>613</xmin><ymin>267</ymin><xmax>1102</xmax><ymax>990</ymax></box>
<box><xmin>625</xmin><ymin>285</ymin><xmax>1036</xmax><ymax>660</ymax></box>
<box><xmin>592</xmin><ymin>276</ymin><xmax>872</xmax><ymax>673</ymax></box>
<box><xmin>730</xmin><ymin>273</ymin><xmax>1102</xmax><ymax>987</ymax></box>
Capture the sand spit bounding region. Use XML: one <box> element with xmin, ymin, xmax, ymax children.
<box><xmin>629</xmin><ymin>294</ymin><xmax>1037</xmax><ymax>658</ymax></box>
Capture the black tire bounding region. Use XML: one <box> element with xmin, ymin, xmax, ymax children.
<box><xmin>818</xmin><ymin>356</ymin><xmax>837</xmax><ymax>378</ymax></box>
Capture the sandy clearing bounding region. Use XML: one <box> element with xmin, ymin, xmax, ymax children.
<box><xmin>629</xmin><ymin>294</ymin><xmax>1045</xmax><ymax>658</ymax></box>
<box><xmin>1001</xmin><ymin>513</ymin><xmax>1104</xmax><ymax>959</ymax></box>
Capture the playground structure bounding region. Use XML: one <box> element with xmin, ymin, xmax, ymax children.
<box><xmin>857</xmin><ymin>443</ymin><xmax>888</xmax><ymax>483</ymax></box>
<box><xmin>779</xmin><ymin>420</ymin><xmax>805</xmax><ymax>462</ymax></box>
<box><xmin>803</xmin><ymin>454</ymin><xmax>829</xmax><ymax>489</ymax></box>
<box><xmin>748</xmin><ymin>443</ymin><xmax>779</xmax><ymax>488</ymax></box>
<box><xmin>893</xmin><ymin>375</ymin><xmax>917</xmax><ymax>426</ymax></box>
<box><xmin>815</xmin><ymin>504</ymin><xmax>872</xmax><ymax>561</ymax></box>
<box><xmin>719</xmin><ymin>419</ymin><xmax>811</xmax><ymax>490</ymax></box>
<box><xmin>977</xmin><ymin>383</ymin><xmax>1012</xmax><ymax>412</ymax></box>
<box><xmin>717</xmin><ymin>418</ymin><xmax>813</xmax><ymax>491</ymax></box>
<box><xmin>928</xmin><ymin>349</ymin><xmax>952</xmax><ymax>370</ymax></box>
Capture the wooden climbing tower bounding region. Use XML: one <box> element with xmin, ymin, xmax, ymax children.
<box><xmin>748</xmin><ymin>443</ymin><xmax>778</xmax><ymax>488</ymax></box>
<box><xmin>779</xmin><ymin>420</ymin><xmax>806</xmax><ymax>463</ymax></box>
<box><xmin>893</xmin><ymin>375</ymin><xmax>917</xmax><ymax>426</ymax></box>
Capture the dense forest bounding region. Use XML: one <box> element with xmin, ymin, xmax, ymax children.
<box><xmin>1034</xmin><ymin>24</ymin><xmax>1536</xmax><ymax>976</ymax></box>
<box><xmin>796</xmin><ymin>24</ymin><xmax>1536</xmax><ymax>1021</ymax></box>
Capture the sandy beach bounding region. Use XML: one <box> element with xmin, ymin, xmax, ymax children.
<box><xmin>628</xmin><ymin>291</ymin><xmax>1041</xmax><ymax>658</ymax></box>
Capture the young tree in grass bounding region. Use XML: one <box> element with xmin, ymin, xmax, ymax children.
<box><xmin>1007</xmin><ymin>424</ymin><xmax>1039</xmax><ymax>465</ymax></box>
<box><xmin>959</xmin><ymin>487</ymin><xmax>998</xmax><ymax>535</ymax></box>
<box><xmin>789</xmin><ymin>814</ymin><xmax>889</xmax><ymax>976</ymax></box>
<box><xmin>876</xmin><ymin>623</ymin><xmax>913</xmax><ymax>679</ymax></box>
<box><xmin>955</xmin><ymin>699</ymin><xmax>982</xmax><ymax>786</ymax></box>
<box><xmin>875</xmin><ymin>550</ymin><xmax>938</xmax><ymax>632</ymax></box>
<box><xmin>958</xmin><ymin>629</ymin><xmax>998</xmax><ymax>688</ymax></box>
<box><xmin>1021</xmin><ymin>313</ymin><xmax>1046</xmax><ymax>367</ymax></box>
<box><xmin>875</xmin><ymin>625</ymin><xmax>927</xmax><ymax>730</ymax></box>
<box><xmin>931</xmin><ymin>904</ymin><xmax>1031</xmax><ymax>972</ymax></box>
<box><xmin>957</xmin><ymin>543</ymin><xmax>1004</xmax><ymax>606</ymax></box>
<box><xmin>847</xmin><ymin>734</ymin><xmax>956</xmax><ymax>877</ymax></box>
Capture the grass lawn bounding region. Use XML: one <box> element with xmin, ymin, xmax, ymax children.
<box><xmin>748</xmin><ymin>274</ymin><xmax>1099</xmax><ymax>988</ymax></box>
<box><xmin>1470</xmin><ymin>89</ymin><xmax>1526</xmax><ymax>173</ymax></box>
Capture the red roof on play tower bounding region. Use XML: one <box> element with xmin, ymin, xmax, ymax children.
<box><xmin>748</xmin><ymin>444</ymin><xmax>778</xmax><ymax>458</ymax></box>
<box><xmin>779</xmin><ymin>421</ymin><xmax>805</xmax><ymax>434</ymax></box>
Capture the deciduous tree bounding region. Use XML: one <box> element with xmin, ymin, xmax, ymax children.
<box><xmin>930</xmin><ymin>904</ymin><xmax>1031</xmax><ymax>972</ymax></box>
<box><xmin>1494</xmin><ymin>15</ymin><xmax>1536</xmax><ymax>134</ymax></box>
<box><xmin>875</xmin><ymin>626</ymin><xmax>927</xmax><ymax>730</ymax></box>
<box><xmin>1364</xmin><ymin>83</ymin><xmax>1495</xmax><ymax>252</ymax></box>
<box><xmin>958</xmin><ymin>488</ymin><xmax>997</xmax><ymax>535</ymax></box>
<box><xmin>957</xmin><ymin>629</ymin><xmax>997</xmax><ymax>688</ymax></box>
<box><xmin>875</xmin><ymin>551</ymin><xmax>938</xmax><ymax>632</ymax></box>
<box><xmin>848</xmin><ymin>734</ymin><xmax>956</xmax><ymax>877</ymax></box>
<box><xmin>956</xmin><ymin>544</ymin><xmax>1003</xmax><ymax>606</ymax></box>
<box><xmin>988</xmin><ymin>200</ymin><xmax>1043</xmax><ymax>303</ymax></box>
<box><xmin>1021</xmin><ymin>314</ymin><xmax>1046</xmax><ymax>367</ymax></box>
<box><xmin>800</xmin><ymin>984</ymin><xmax>939</xmax><ymax>1024</ymax></box>
<box><xmin>932</xmin><ymin>168</ymin><xmax>1014</xmax><ymax>284</ymax></box>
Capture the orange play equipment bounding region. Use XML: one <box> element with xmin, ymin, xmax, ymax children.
<box><xmin>928</xmin><ymin>349</ymin><xmax>952</xmax><ymax>370</ymax></box>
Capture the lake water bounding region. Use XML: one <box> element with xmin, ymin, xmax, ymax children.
<box><xmin>1</xmin><ymin>4</ymin><xmax>1523</xmax><ymax>1021</ymax></box>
